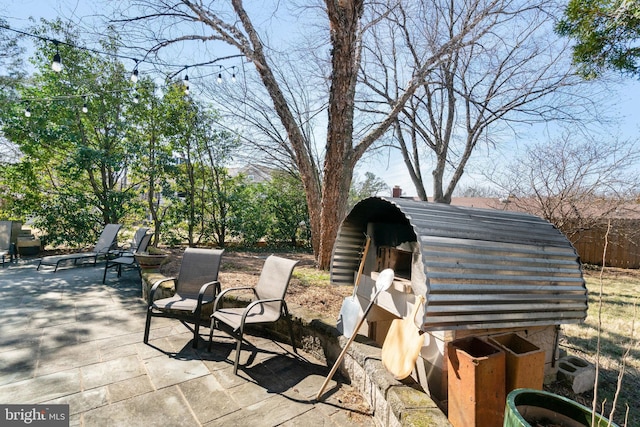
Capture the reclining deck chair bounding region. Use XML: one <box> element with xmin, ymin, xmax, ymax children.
<box><xmin>208</xmin><ymin>255</ymin><xmax>299</xmax><ymax>374</ymax></box>
<box><xmin>144</xmin><ymin>247</ymin><xmax>224</xmax><ymax>349</ymax></box>
<box><xmin>37</xmin><ymin>223</ymin><xmax>122</xmax><ymax>272</ymax></box>
<box><xmin>103</xmin><ymin>232</ymin><xmax>152</xmax><ymax>283</ymax></box>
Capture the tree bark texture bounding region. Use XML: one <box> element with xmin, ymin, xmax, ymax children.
<box><xmin>229</xmin><ymin>0</ymin><xmax>324</xmax><ymax>259</ymax></box>
<box><xmin>318</xmin><ymin>0</ymin><xmax>365</xmax><ymax>269</ymax></box>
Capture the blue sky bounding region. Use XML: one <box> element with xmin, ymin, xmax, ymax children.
<box><xmin>3</xmin><ymin>0</ymin><xmax>640</xmax><ymax>198</ymax></box>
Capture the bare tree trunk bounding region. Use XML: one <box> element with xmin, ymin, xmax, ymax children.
<box><xmin>146</xmin><ymin>131</ymin><xmax>161</xmax><ymax>246</ymax></box>
<box><xmin>318</xmin><ymin>0</ymin><xmax>364</xmax><ymax>268</ymax></box>
<box><xmin>394</xmin><ymin>118</ymin><xmax>428</xmax><ymax>201</ymax></box>
<box><xmin>229</xmin><ymin>0</ymin><xmax>324</xmax><ymax>258</ymax></box>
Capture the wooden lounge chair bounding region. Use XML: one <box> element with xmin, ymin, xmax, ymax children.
<box><xmin>37</xmin><ymin>224</ymin><xmax>122</xmax><ymax>272</ymax></box>
<box><xmin>208</xmin><ymin>255</ymin><xmax>299</xmax><ymax>374</ymax></box>
<box><xmin>144</xmin><ymin>247</ymin><xmax>224</xmax><ymax>349</ymax></box>
<box><xmin>102</xmin><ymin>232</ymin><xmax>152</xmax><ymax>283</ymax></box>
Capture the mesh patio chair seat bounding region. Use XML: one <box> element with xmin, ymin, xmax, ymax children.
<box><xmin>102</xmin><ymin>232</ymin><xmax>152</xmax><ymax>283</ymax></box>
<box><xmin>208</xmin><ymin>255</ymin><xmax>299</xmax><ymax>374</ymax></box>
<box><xmin>37</xmin><ymin>224</ymin><xmax>122</xmax><ymax>272</ymax></box>
<box><xmin>144</xmin><ymin>247</ymin><xmax>224</xmax><ymax>349</ymax></box>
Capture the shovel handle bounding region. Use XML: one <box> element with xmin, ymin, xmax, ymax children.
<box><xmin>317</xmin><ymin>269</ymin><xmax>394</xmax><ymax>401</ymax></box>
<box><xmin>316</xmin><ymin>306</ymin><xmax>368</xmax><ymax>401</ymax></box>
<box><xmin>351</xmin><ymin>236</ymin><xmax>371</xmax><ymax>299</ymax></box>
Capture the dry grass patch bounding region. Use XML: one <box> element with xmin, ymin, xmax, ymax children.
<box><xmin>556</xmin><ymin>268</ymin><xmax>640</xmax><ymax>427</ymax></box>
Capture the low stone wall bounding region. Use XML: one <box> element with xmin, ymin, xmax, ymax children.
<box><xmin>277</xmin><ymin>302</ymin><xmax>450</xmax><ymax>427</ymax></box>
<box><xmin>142</xmin><ymin>273</ymin><xmax>450</xmax><ymax>426</ymax></box>
<box><xmin>141</xmin><ymin>271</ymin><xmax>174</xmax><ymax>301</ymax></box>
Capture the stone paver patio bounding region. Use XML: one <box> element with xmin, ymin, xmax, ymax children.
<box><xmin>0</xmin><ymin>258</ymin><xmax>376</xmax><ymax>426</ymax></box>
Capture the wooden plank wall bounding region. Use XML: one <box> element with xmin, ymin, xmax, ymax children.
<box><xmin>570</xmin><ymin>219</ymin><xmax>640</xmax><ymax>268</ymax></box>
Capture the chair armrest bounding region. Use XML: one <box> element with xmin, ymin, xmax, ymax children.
<box><xmin>97</xmin><ymin>247</ymin><xmax>116</xmax><ymax>258</ymax></box>
<box><xmin>107</xmin><ymin>248</ymin><xmax>130</xmax><ymax>258</ymax></box>
<box><xmin>195</xmin><ymin>280</ymin><xmax>222</xmax><ymax>312</ymax></box>
<box><xmin>241</xmin><ymin>298</ymin><xmax>284</xmax><ymax>323</ymax></box>
<box><xmin>113</xmin><ymin>247</ymin><xmax>134</xmax><ymax>255</ymax></box>
<box><xmin>213</xmin><ymin>286</ymin><xmax>257</xmax><ymax>311</ymax></box>
<box><xmin>148</xmin><ymin>277</ymin><xmax>177</xmax><ymax>305</ymax></box>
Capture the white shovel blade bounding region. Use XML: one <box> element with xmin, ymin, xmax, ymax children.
<box><xmin>337</xmin><ymin>269</ymin><xmax>395</xmax><ymax>338</ymax></box>
<box><xmin>337</xmin><ymin>296</ymin><xmax>362</xmax><ymax>339</ymax></box>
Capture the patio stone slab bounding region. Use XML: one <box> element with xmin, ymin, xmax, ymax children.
<box><xmin>0</xmin><ymin>329</ymin><xmax>42</xmax><ymax>353</ymax></box>
<box><xmin>208</xmin><ymin>365</ymin><xmax>248</xmax><ymax>389</ymax></box>
<box><xmin>0</xmin><ymin>369</ymin><xmax>81</xmax><ymax>404</ymax></box>
<box><xmin>143</xmin><ymin>354</ymin><xmax>209</xmax><ymax>389</ymax></box>
<box><xmin>282</xmin><ymin>373</ymin><xmax>336</xmax><ymax>400</ymax></box>
<box><xmin>81</xmin><ymin>354</ymin><xmax>146</xmax><ymax>389</ymax></box>
<box><xmin>227</xmin><ymin>377</ymin><xmax>275</xmax><ymax>407</ymax></box>
<box><xmin>107</xmin><ymin>375</ymin><xmax>155</xmax><ymax>403</ymax></box>
<box><xmin>82</xmin><ymin>386</ymin><xmax>199</xmax><ymax>427</ymax></box>
<box><xmin>39</xmin><ymin>323</ymin><xmax>84</xmax><ymax>349</ymax></box>
<box><xmin>329</xmin><ymin>407</ymin><xmax>378</xmax><ymax>427</ymax></box>
<box><xmin>36</xmin><ymin>341</ymin><xmax>100</xmax><ymax>376</ymax></box>
<box><xmin>45</xmin><ymin>386</ymin><xmax>109</xmax><ymax>415</ymax></box>
<box><xmin>209</xmin><ymin>394</ymin><xmax>312</xmax><ymax>427</ymax></box>
<box><xmin>0</xmin><ymin>347</ymin><xmax>38</xmax><ymax>385</ymax></box>
<box><xmin>97</xmin><ymin>339</ymin><xmax>139</xmax><ymax>362</ymax></box>
<box><xmin>30</xmin><ymin>309</ymin><xmax>78</xmax><ymax>328</ymax></box>
<box><xmin>178</xmin><ymin>375</ymin><xmax>240</xmax><ymax>424</ymax></box>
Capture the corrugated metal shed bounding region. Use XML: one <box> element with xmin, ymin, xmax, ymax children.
<box><xmin>330</xmin><ymin>197</ymin><xmax>587</xmax><ymax>331</ymax></box>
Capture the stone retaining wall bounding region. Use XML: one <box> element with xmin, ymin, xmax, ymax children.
<box><xmin>142</xmin><ymin>272</ymin><xmax>450</xmax><ymax>426</ymax></box>
<box><xmin>278</xmin><ymin>302</ymin><xmax>450</xmax><ymax>427</ymax></box>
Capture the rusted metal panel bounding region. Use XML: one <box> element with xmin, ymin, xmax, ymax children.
<box><xmin>330</xmin><ymin>222</ymin><xmax>366</xmax><ymax>285</ymax></box>
<box><xmin>330</xmin><ymin>197</ymin><xmax>587</xmax><ymax>331</ymax></box>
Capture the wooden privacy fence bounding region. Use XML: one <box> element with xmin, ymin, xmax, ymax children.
<box><xmin>570</xmin><ymin>219</ymin><xmax>640</xmax><ymax>268</ymax></box>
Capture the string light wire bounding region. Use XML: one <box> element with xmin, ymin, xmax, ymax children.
<box><xmin>0</xmin><ymin>23</ymin><xmax>243</xmax><ymax>81</ymax></box>
<box><xmin>0</xmin><ymin>23</ymin><xmax>244</xmax><ymax>115</ymax></box>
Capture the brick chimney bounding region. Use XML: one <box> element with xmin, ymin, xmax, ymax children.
<box><xmin>392</xmin><ymin>185</ymin><xmax>402</xmax><ymax>198</ymax></box>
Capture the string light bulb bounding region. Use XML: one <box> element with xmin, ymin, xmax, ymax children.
<box><xmin>183</xmin><ymin>68</ymin><xmax>190</xmax><ymax>94</ymax></box>
<box><xmin>51</xmin><ymin>40</ymin><xmax>62</xmax><ymax>72</ymax></box>
<box><xmin>24</xmin><ymin>107</ymin><xmax>31</xmax><ymax>118</ymax></box>
<box><xmin>217</xmin><ymin>73</ymin><xmax>222</xmax><ymax>84</ymax></box>
<box><xmin>82</xmin><ymin>97</ymin><xmax>88</xmax><ymax>113</ymax></box>
<box><xmin>131</xmin><ymin>62</ymin><xmax>139</xmax><ymax>83</ymax></box>
<box><xmin>132</xmin><ymin>89</ymin><xmax>139</xmax><ymax>104</ymax></box>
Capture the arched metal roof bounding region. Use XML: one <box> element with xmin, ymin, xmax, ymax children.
<box><xmin>330</xmin><ymin>197</ymin><xmax>587</xmax><ymax>331</ymax></box>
